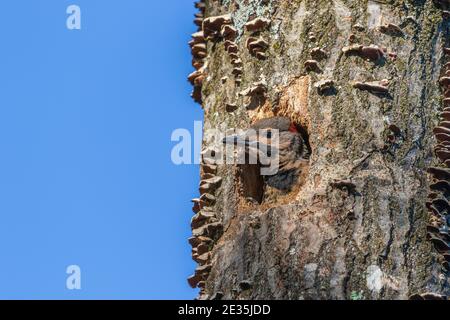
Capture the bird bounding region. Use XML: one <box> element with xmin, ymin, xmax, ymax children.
<box><xmin>223</xmin><ymin>116</ymin><xmax>309</xmax><ymax>191</ymax></box>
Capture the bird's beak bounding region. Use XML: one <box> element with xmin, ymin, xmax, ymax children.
<box><xmin>222</xmin><ymin>135</ymin><xmax>250</xmax><ymax>147</ymax></box>
<box><xmin>223</xmin><ymin>134</ymin><xmax>272</xmax><ymax>151</ymax></box>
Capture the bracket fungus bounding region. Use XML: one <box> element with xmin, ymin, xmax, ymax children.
<box><xmin>232</xmin><ymin>67</ymin><xmax>243</xmax><ymax>76</ymax></box>
<box><xmin>428</xmin><ymin>167</ymin><xmax>450</xmax><ymax>181</ymax></box>
<box><xmin>361</xmin><ymin>45</ymin><xmax>385</xmax><ymax>61</ymax></box>
<box><xmin>221</xmin><ymin>25</ymin><xmax>237</xmax><ymax>41</ymax></box>
<box><xmin>353</xmin><ymin>80</ymin><xmax>389</xmax><ymax>94</ymax></box>
<box><xmin>194</xmin><ymin>17</ymin><xmax>203</xmax><ymax>28</ymax></box>
<box><xmin>246</xmin><ymin>37</ymin><xmax>269</xmax><ymax>59</ymax></box>
<box><xmin>199</xmin><ymin>176</ymin><xmax>222</xmax><ymax>194</ymax></box>
<box><xmin>188</xmin><ymin>235</ymin><xmax>213</xmax><ymax>249</ymax></box>
<box><xmin>194</xmin><ymin>252</ymin><xmax>211</xmax><ymax>265</ymax></box>
<box><xmin>440</xmin><ymin>76</ymin><xmax>450</xmax><ymax>89</ymax></box>
<box><xmin>343</xmin><ymin>44</ymin><xmax>384</xmax><ymax>61</ymax></box>
<box><xmin>429</xmin><ymin>234</ymin><xmax>450</xmax><ymax>253</ymax></box>
<box><xmin>352</xmin><ymin>23</ymin><xmax>365</xmax><ymax>32</ymax></box>
<box><xmin>194</xmin><ymin>0</ymin><xmax>205</xmax><ymax>13</ymax></box>
<box><xmin>189</xmin><ymin>3</ymin><xmax>208</xmax><ymax>106</ymax></box>
<box><xmin>211</xmin><ymin>292</ymin><xmax>224</xmax><ymax>300</ymax></box>
<box><xmin>201</xmin><ymin>165</ymin><xmax>218</xmax><ymax>175</ymax></box>
<box><xmin>378</xmin><ymin>23</ymin><xmax>404</xmax><ymax>36</ymax></box>
<box><xmin>224</xmin><ymin>40</ymin><xmax>239</xmax><ymax>54</ymax></box>
<box><xmin>226</xmin><ymin>103</ymin><xmax>238</xmax><ymax>113</ymax></box>
<box><xmin>409</xmin><ymin>293</ymin><xmax>447</xmax><ymax>300</ymax></box>
<box><xmin>434</xmin><ymin>126</ymin><xmax>450</xmax><ymax>137</ymax></box>
<box><xmin>199</xmin><ymin>193</ymin><xmax>216</xmax><ymax>207</ymax></box>
<box><xmin>388</xmin><ymin>124</ymin><xmax>402</xmax><ymax>136</ymax></box>
<box><xmin>444</xmin><ymin>100</ymin><xmax>450</xmax><ymax>109</ymax></box>
<box><xmin>436</xmin><ymin>148</ymin><xmax>450</xmax><ymax>162</ymax></box>
<box><xmin>191</xmin><ymin>211</ymin><xmax>217</xmax><ymax>230</ymax></box>
<box><xmin>330</xmin><ymin>180</ymin><xmax>357</xmax><ymax>193</ymax></box>
<box><xmin>190</xmin><ymin>31</ymin><xmax>205</xmax><ymax>45</ymax></box>
<box><xmin>188</xmin><ymin>274</ymin><xmax>202</xmax><ymax>289</ymax></box>
<box><xmin>342</xmin><ymin>44</ymin><xmax>363</xmax><ymax>55</ymax></box>
<box><xmin>311</xmin><ymin>47</ymin><xmax>328</xmax><ymax>60</ymax></box>
<box><xmin>430</xmin><ymin>180</ymin><xmax>450</xmax><ymax>195</ymax></box>
<box><xmin>304</xmin><ymin>60</ymin><xmax>322</xmax><ymax>73</ymax></box>
<box><xmin>314</xmin><ymin>79</ymin><xmax>335</xmax><ymax>95</ymax></box>
<box><xmin>240</xmin><ymin>81</ymin><xmax>267</xmax><ymax>110</ymax></box>
<box><xmin>191</xmin><ymin>43</ymin><xmax>207</xmax><ymax>58</ymax></box>
<box><xmin>435</xmin><ymin>132</ymin><xmax>450</xmax><ymax>143</ymax></box>
<box><xmin>431</xmin><ymin>198</ymin><xmax>450</xmax><ymax>214</ymax></box>
<box><xmin>231</xmin><ymin>58</ymin><xmax>243</xmax><ymax>67</ymax></box>
<box><xmin>239</xmin><ymin>280</ymin><xmax>253</xmax><ymax>290</ymax></box>
<box><xmin>245</xmin><ymin>17</ymin><xmax>270</xmax><ymax>32</ymax></box>
<box><xmin>203</xmin><ymin>14</ymin><xmax>233</xmax><ymax>39</ymax></box>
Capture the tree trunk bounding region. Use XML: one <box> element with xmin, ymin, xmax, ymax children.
<box><xmin>188</xmin><ymin>0</ymin><xmax>450</xmax><ymax>300</ymax></box>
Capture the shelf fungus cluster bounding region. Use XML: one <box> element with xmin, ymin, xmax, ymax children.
<box><xmin>203</xmin><ymin>12</ymin><xmax>243</xmax><ymax>85</ymax></box>
<box><xmin>425</xmin><ymin>46</ymin><xmax>450</xmax><ymax>278</ymax></box>
<box><xmin>304</xmin><ymin>46</ymin><xmax>328</xmax><ymax>74</ymax></box>
<box><xmin>188</xmin><ymin>163</ymin><xmax>224</xmax><ymax>297</ymax></box>
<box><xmin>410</xmin><ymin>5</ymin><xmax>450</xmax><ymax>300</ymax></box>
<box><xmin>224</xmin><ymin>37</ymin><xmax>243</xmax><ymax>83</ymax></box>
<box><xmin>188</xmin><ymin>0</ymin><xmax>207</xmax><ymax>104</ymax></box>
<box><xmin>245</xmin><ymin>18</ymin><xmax>270</xmax><ymax>60</ymax></box>
<box><xmin>203</xmin><ymin>14</ymin><xmax>232</xmax><ymax>40</ymax></box>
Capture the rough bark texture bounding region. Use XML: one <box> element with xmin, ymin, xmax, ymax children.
<box><xmin>188</xmin><ymin>0</ymin><xmax>450</xmax><ymax>300</ymax></box>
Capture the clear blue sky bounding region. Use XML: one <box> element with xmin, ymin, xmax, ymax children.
<box><xmin>0</xmin><ymin>1</ymin><xmax>202</xmax><ymax>299</ymax></box>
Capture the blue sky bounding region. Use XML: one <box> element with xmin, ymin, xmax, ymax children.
<box><xmin>0</xmin><ymin>1</ymin><xmax>202</xmax><ymax>299</ymax></box>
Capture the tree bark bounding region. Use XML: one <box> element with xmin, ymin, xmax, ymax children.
<box><xmin>188</xmin><ymin>0</ymin><xmax>450</xmax><ymax>300</ymax></box>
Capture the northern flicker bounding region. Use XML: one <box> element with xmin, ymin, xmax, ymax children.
<box><xmin>223</xmin><ymin>116</ymin><xmax>309</xmax><ymax>191</ymax></box>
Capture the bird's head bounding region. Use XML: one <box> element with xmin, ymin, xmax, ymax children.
<box><xmin>222</xmin><ymin>116</ymin><xmax>297</xmax><ymax>149</ymax></box>
<box><xmin>222</xmin><ymin>117</ymin><xmax>308</xmax><ymax>191</ymax></box>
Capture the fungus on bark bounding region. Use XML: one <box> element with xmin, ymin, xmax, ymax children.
<box><xmin>226</xmin><ymin>103</ymin><xmax>238</xmax><ymax>113</ymax></box>
<box><xmin>246</xmin><ymin>37</ymin><xmax>269</xmax><ymax>59</ymax></box>
<box><xmin>239</xmin><ymin>280</ymin><xmax>253</xmax><ymax>290</ymax></box>
<box><xmin>240</xmin><ymin>81</ymin><xmax>267</xmax><ymax>110</ymax></box>
<box><xmin>353</xmin><ymin>80</ymin><xmax>389</xmax><ymax>94</ymax></box>
<box><xmin>191</xmin><ymin>211</ymin><xmax>217</xmax><ymax>229</ymax></box>
<box><xmin>221</xmin><ymin>25</ymin><xmax>237</xmax><ymax>41</ymax></box>
<box><xmin>188</xmin><ymin>236</ymin><xmax>213</xmax><ymax>248</ymax></box>
<box><xmin>378</xmin><ymin>23</ymin><xmax>404</xmax><ymax>36</ymax></box>
<box><xmin>304</xmin><ymin>60</ymin><xmax>322</xmax><ymax>73</ymax></box>
<box><xmin>409</xmin><ymin>293</ymin><xmax>447</xmax><ymax>300</ymax></box>
<box><xmin>314</xmin><ymin>79</ymin><xmax>335</xmax><ymax>95</ymax></box>
<box><xmin>343</xmin><ymin>44</ymin><xmax>384</xmax><ymax>61</ymax></box>
<box><xmin>203</xmin><ymin>14</ymin><xmax>232</xmax><ymax>39</ymax></box>
<box><xmin>245</xmin><ymin>17</ymin><xmax>270</xmax><ymax>32</ymax></box>
<box><xmin>430</xmin><ymin>180</ymin><xmax>450</xmax><ymax>195</ymax></box>
<box><xmin>310</xmin><ymin>47</ymin><xmax>328</xmax><ymax>60</ymax></box>
<box><xmin>225</xmin><ymin>40</ymin><xmax>239</xmax><ymax>54</ymax></box>
<box><xmin>330</xmin><ymin>180</ymin><xmax>357</xmax><ymax>193</ymax></box>
<box><xmin>428</xmin><ymin>167</ymin><xmax>450</xmax><ymax>181</ymax></box>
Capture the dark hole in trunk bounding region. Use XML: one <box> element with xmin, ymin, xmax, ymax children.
<box><xmin>239</xmin><ymin>164</ymin><xmax>264</xmax><ymax>204</ymax></box>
